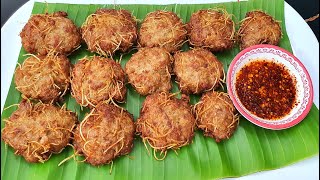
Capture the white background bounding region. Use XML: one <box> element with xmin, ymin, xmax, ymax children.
<box><xmin>1</xmin><ymin>0</ymin><xmax>319</xmax><ymax>179</ymax></box>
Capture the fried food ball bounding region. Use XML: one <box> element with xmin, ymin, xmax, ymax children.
<box><xmin>1</xmin><ymin>100</ymin><xmax>77</xmax><ymax>163</ymax></box>
<box><xmin>173</xmin><ymin>48</ymin><xmax>224</xmax><ymax>94</ymax></box>
<box><xmin>73</xmin><ymin>103</ymin><xmax>135</xmax><ymax>166</ymax></box>
<box><xmin>238</xmin><ymin>10</ymin><xmax>282</xmax><ymax>50</ymax></box>
<box><xmin>71</xmin><ymin>56</ymin><xmax>126</xmax><ymax>107</ymax></box>
<box><xmin>187</xmin><ymin>9</ymin><xmax>235</xmax><ymax>52</ymax></box>
<box><xmin>194</xmin><ymin>91</ymin><xmax>239</xmax><ymax>142</ymax></box>
<box><xmin>20</xmin><ymin>11</ymin><xmax>81</xmax><ymax>55</ymax></box>
<box><xmin>125</xmin><ymin>47</ymin><xmax>173</xmax><ymax>96</ymax></box>
<box><xmin>14</xmin><ymin>54</ymin><xmax>71</xmax><ymax>103</ymax></box>
<box><xmin>138</xmin><ymin>10</ymin><xmax>187</xmax><ymax>53</ymax></box>
<box><xmin>81</xmin><ymin>9</ymin><xmax>137</xmax><ymax>56</ymax></box>
<box><xmin>136</xmin><ymin>92</ymin><xmax>196</xmax><ymax>160</ymax></box>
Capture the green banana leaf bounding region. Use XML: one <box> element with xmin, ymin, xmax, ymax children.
<box><xmin>1</xmin><ymin>0</ymin><xmax>319</xmax><ymax>179</ymax></box>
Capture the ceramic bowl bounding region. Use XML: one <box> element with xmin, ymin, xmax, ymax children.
<box><xmin>227</xmin><ymin>44</ymin><xmax>313</xmax><ymax>130</ymax></box>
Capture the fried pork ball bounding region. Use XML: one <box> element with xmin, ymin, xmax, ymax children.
<box><xmin>136</xmin><ymin>92</ymin><xmax>196</xmax><ymax>160</ymax></box>
<box><xmin>20</xmin><ymin>11</ymin><xmax>81</xmax><ymax>55</ymax></box>
<box><xmin>73</xmin><ymin>103</ymin><xmax>135</xmax><ymax>166</ymax></box>
<box><xmin>125</xmin><ymin>47</ymin><xmax>173</xmax><ymax>95</ymax></box>
<box><xmin>187</xmin><ymin>9</ymin><xmax>235</xmax><ymax>52</ymax></box>
<box><xmin>71</xmin><ymin>56</ymin><xmax>126</xmax><ymax>107</ymax></box>
<box><xmin>1</xmin><ymin>100</ymin><xmax>77</xmax><ymax>163</ymax></box>
<box><xmin>138</xmin><ymin>10</ymin><xmax>187</xmax><ymax>53</ymax></box>
<box><xmin>194</xmin><ymin>91</ymin><xmax>239</xmax><ymax>142</ymax></box>
<box><xmin>81</xmin><ymin>9</ymin><xmax>137</xmax><ymax>56</ymax></box>
<box><xmin>173</xmin><ymin>48</ymin><xmax>224</xmax><ymax>94</ymax></box>
<box><xmin>238</xmin><ymin>11</ymin><xmax>282</xmax><ymax>50</ymax></box>
<box><xmin>14</xmin><ymin>54</ymin><xmax>71</xmax><ymax>103</ymax></box>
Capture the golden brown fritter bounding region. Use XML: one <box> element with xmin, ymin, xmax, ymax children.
<box><xmin>138</xmin><ymin>10</ymin><xmax>187</xmax><ymax>53</ymax></box>
<box><xmin>1</xmin><ymin>100</ymin><xmax>77</xmax><ymax>163</ymax></box>
<box><xmin>173</xmin><ymin>48</ymin><xmax>224</xmax><ymax>94</ymax></box>
<box><xmin>14</xmin><ymin>54</ymin><xmax>71</xmax><ymax>103</ymax></box>
<box><xmin>136</xmin><ymin>92</ymin><xmax>196</xmax><ymax>160</ymax></box>
<box><xmin>194</xmin><ymin>91</ymin><xmax>239</xmax><ymax>142</ymax></box>
<box><xmin>187</xmin><ymin>9</ymin><xmax>235</xmax><ymax>52</ymax></box>
<box><xmin>20</xmin><ymin>11</ymin><xmax>81</xmax><ymax>55</ymax></box>
<box><xmin>238</xmin><ymin>10</ymin><xmax>282</xmax><ymax>50</ymax></box>
<box><xmin>81</xmin><ymin>9</ymin><xmax>137</xmax><ymax>56</ymax></box>
<box><xmin>73</xmin><ymin>103</ymin><xmax>135</xmax><ymax>166</ymax></box>
<box><xmin>125</xmin><ymin>47</ymin><xmax>173</xmax><ymax>96</ymax></box>
<box><xmin>71</xmin><ymin>56</ymin><xmax>126</xmax><ymax>107</ymax></box>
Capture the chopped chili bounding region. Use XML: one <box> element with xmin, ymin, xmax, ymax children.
<box><xmin>235</xmin><ymin>59</ymin><xmax>297</xmax><ymax>120</ymax></box>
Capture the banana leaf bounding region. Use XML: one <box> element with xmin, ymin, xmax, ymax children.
<box><xmin>1</xmin><ymin>0</ymin><xmax>319</xmax><ymax>179</ymax></box>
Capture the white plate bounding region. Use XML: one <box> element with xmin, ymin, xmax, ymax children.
<box><xmin>1</xmin><ymin>0</ymin><xmax>319</xmax><ymax>179</ymax></box>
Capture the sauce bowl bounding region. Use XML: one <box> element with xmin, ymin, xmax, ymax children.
<box><xmin>227</xmin><ymin>44</ymin><xmax>314</xmax><ymax>130</ymax></box>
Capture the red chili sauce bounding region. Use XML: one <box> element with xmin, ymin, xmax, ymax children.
<box><xmin>235</xmin><ymin>59</ymin><xmax>297</xmax><ymax>120</ymax></box>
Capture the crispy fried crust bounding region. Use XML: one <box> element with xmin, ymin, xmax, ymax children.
<box><xmin>173</xmin><ymin>48</ymin><xmax>224</xmax><ymax>94</ymax></box>
<box><xmin>138</xmin><ymin>10</ymin><xmax>187</xmax><ymax>53</ymax></box>
<box><xmin>194</xmin><ymin>91</ymin><xmax>239</xmax><ymax>142</ymax></box>
<box><xmin>20</xmin><ymin>11</ymin><xmax>81</xmax><ymax>55</ymax></box>
<box><xmin>136</xmin><ymin>92</ymin><xmax>196</xmax><ymax>159</ymax></box>
<box><xmin>14</xmin><ymin>54</ymin><xmax>71</xmax><ymax>103</ymax></box>
<box><xmin>238</xmin><ymin>10</ymin><xmax>282</xmax><ymax>50</ymax></box>
<box><xmin>71</xmin><ymin>56</ymin><xmax>126</xmax><ymax>107</ymax></box>
<box><xmin>73</xmin><ymin>103</ymin><xmax>135</xmax><ymax>166</ymax></box>
<box><xmin>1</xmin><ymin>100</ymin><xmax>77</xmax><ymax>163</ymax></box>
<box><xmin>81</xmin><ymin>9</ymin><xmax>137</xmax><ymax>56</ymax></box>
<box><xmin>125</xmin><ymin>47</ymin><xmax>173</xmax><ymax>95</ymax></box>
<box><xmin>187</xmin><ymin>9</ymin><xmax>235</xmax><ymax>52</ymax></box>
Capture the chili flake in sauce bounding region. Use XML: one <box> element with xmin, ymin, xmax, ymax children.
<box><xmin>235</xmin><ymin>59</ymin><xmax>297</xmax><ymax>120</ymax></box>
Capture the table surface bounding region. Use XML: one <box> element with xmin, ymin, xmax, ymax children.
<box><xmin>1</xmin><ymin>0</ymin><xmax>319</xmax><ymax>41</ymax></box>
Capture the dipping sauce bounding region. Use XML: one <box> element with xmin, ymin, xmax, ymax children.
<box><xmin>235</xmin><ymin>59</ymin><xmax>297</xmax><ymax>120</ymax></box>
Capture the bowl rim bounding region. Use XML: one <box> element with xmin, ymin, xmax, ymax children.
<box><xmin>227</xmin><ymin>44</ymin><xmax>314</xmax><ymax>130</ymax></box>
